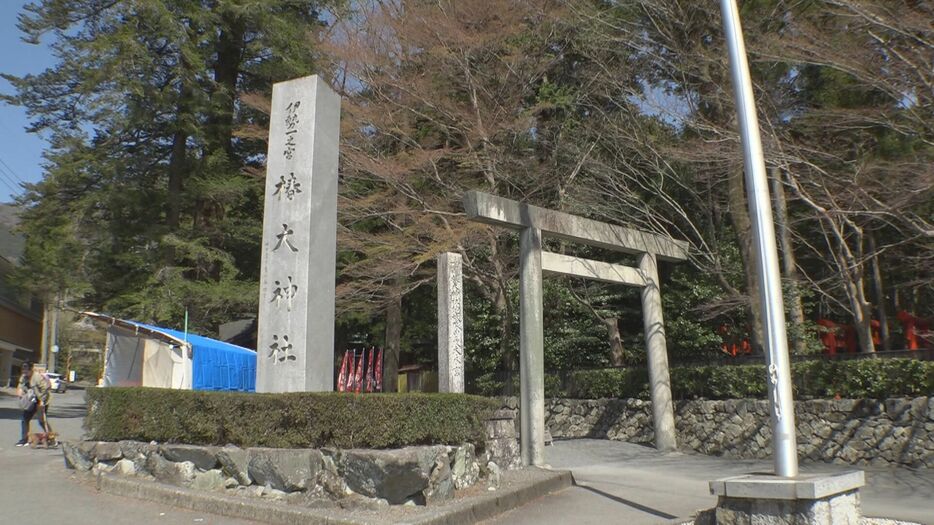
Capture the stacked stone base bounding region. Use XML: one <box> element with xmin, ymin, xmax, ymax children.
<box><xmin>63</xmin><ymin>441</ymin><xmax>511</xmax><ymax>508</ymax></box>
<box><xmin>486</xmin><ymin>406</ymin><xmax>522</xmax><ymax>470</ymax></box>
<box><xmin>712</xmin><ymin>491</ymin><xmax>859</xmax><ymax>525</ymax></box>
<box><xmin>704</xmin><ymin>472</ymin><xmax>864</xmax><ymax>525</ymax></box>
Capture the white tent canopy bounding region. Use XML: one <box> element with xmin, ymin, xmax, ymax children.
<box><xmin>86</xmin><ymin>311</ymin><xmax>257</xmax><ymax>392</ymax></box>
<box><xmin>102</xmin><ymin>324</ymin><xmax>191</xmax><ymax>389</ymax></box>
<box><xmin>88</xmin><ymin>312</ymin><xmax>193</xmax><ymax>390</ymax></box>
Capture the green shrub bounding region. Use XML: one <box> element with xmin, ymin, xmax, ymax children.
<box><xmin>466</xmin><ymin>373</ymin><xmax>512</xmax><ymax>397</ymax></box>
<box><xmin>544</xmin><ymin>373</ymin><xmax>564</xmax><ymax>398</ymax></box>
<box><xmin>792</xmin><ymin>358</ymin><xmax>933</xmax><ymax>399</ymax></box>
<box><xmin>672</xmin><ymin>365</ymin><xmax>767</xmax><ymax>399</ymax></box>
<box><xmin>554</xmin><ymin>358</ymin><xmax>934</xmax><ymax>400</ymax></box>
<box><xmin>85</xmin><ymin>388</ymin><xmax>498</xmax><ymax>448</ymax></box>
<box><xmin>468</xmin><ymin>372</ymin><xmax>563</xmax><ymax>397</ymax></box>
<box><xmin>564</xmin><ymin>368</ymin><xmax>649</xmax><ymax>399</ymax></box>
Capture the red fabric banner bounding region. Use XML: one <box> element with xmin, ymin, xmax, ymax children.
<box><xmin>337</xmin><ymin>350</ymin><xmax>349</xmax><ymax>392</ymax></box>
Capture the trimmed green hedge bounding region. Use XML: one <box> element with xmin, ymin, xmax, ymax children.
<box><xmin>86</xmin><ymin>388</ymin><xmax>498</xmax><ymax>448</ymax></box>
<box><xmin>791</xmin><ymin>358</ymin><xmax>934</xmax><ymax>399</ymax></box>
<box><xmin>560</xmin><ymin>358</ymin><xmax>934</xmax><ymax>400</ymax></box>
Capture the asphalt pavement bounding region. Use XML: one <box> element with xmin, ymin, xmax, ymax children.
<box><xmin>0</xmin><ymin>386</ymin><xmax>259</xmax><ymax>525</ymax></box>
<box><xmin>1</xmin><ymin>387</ymin><xmax>931</xmax><ymax>525</ymax></box>
<box><xmin>488</xmin><ymin>439</ymin><xmax>934</xmax><ymax>525</ymax></box>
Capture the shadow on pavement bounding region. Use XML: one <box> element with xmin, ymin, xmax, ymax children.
<box><xmin>47</xmin><ymin>404</ymin><xmax>86</xmax><ymax>419</ymax></box>
<box><xmin>0</xmin><ymin>403</ymin><xmax>84</xmax><ymax>421</ymax></box>
<box><xmin>573</xmin><ymin>481</ymin><xmax>678</xmax><ymax>520</ymax></box>
<box><xmin>0</xmin><ymin>406</ymin><xmax>23</xmax><ymax>421</ymax></box>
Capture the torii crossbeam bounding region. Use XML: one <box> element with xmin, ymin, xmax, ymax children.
<box><xmin>465</xmin><ymin>191</ymin><xmax>689</xmax><ymax>466</ymax></box>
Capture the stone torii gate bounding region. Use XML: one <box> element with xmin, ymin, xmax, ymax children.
<box><xmin>464</xmin><ymin>191</ymin><xmax>689</xmax><ymax>466</ymax></box>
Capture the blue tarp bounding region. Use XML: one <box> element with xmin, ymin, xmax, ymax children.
<box><xmin>132</xmin><ymin>322</ymin><xmax>256</xmax><ymax>392</ymax></box>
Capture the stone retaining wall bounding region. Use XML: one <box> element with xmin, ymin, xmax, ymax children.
<box><xmin>537</xmin><ymin>397</ymin><xmax>934</xmax><ymax>467</ymax></box>
<box><xmin>64</xmin><ymin>441</ymin><xmax>483</xmax><ymax>508</ymax></box>
<box><xmin>62</xmin><ymin>414</ymin><xmax>522</xmax><ymax>509</ymax></box>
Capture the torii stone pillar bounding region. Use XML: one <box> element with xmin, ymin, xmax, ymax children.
<box><xmin>639</xmin><ymin>252</ymin><xmax>677</xmax><ymax>451</ymax></box>
<box><xmin>465</xmin><ymin>191</ymin><xmax>688</xmax><ymax>465</ymax></box>
<box><xmin>256</xmin><ymin>75</ymin><xmax>341</xmax><ymax>393</ymax></box>
<box><xmin>519</xmin><ymin>227</ymin><xmax>545</xmax><ymax>466</ymax></box>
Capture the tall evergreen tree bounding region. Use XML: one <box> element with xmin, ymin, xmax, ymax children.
<box><xmin>4</xmin><ymin>0</ymin><xmax>335</xmax><ymax>332</ymax></box>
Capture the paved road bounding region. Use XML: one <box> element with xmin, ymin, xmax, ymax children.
<box><xmin>2</xmin><ymin>388</ymin><xmax>931</xmax><ymax>524</ymax></box>
<box><xmin>0</xmin><ymin>386</ymin><xmax>259</xmax><ymax>525</ymax></box>
<box><xmin>489</xmin><ymin>439</ymin><xmax>934</xmax><ymax>525</ymax></box>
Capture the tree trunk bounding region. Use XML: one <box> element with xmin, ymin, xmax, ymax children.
<box><xmin>836</xmin><ymin>237</ymin><xmax>876</xmax><ymax>353</ymax></box>
<box><xmin>383</xmin><ymin>290</ymin><xmax>402</xmax><ymax>393</ymax></box>
<box><xmin>190</xmin><ymin>19</ymin><xmax>243</xmax><ymax>233</ymax></box>
<box><xmin>867</xmin><ymin>233</ymin><xmax>891</xmax><ymax>351</ymax></box>
<box><xmin>165</xmin><ymin>76</ymin><xmax>190</xmax><ymax>268</ymax></box>
<box><xmin>38</xmin><ymin>301</ymin><xmax>50</xmax><ymax>368</ymax></box>
<box><xmin>605</xmin><ymin>317</ymin><xmax>624</xmax><ymax>366</ymax></box>
<box><xmin>782</xmin><ymin>173</ymin><xmax>877</xmax><ymax>354</ymax></box>
<box><xmin>727</xmin><ymin>168</ymin><xmax>764</xmax><ymax>354</ymax></box>
<box><xmin>210</xmin><ymin>20</ymin><xmax>244</xmax><ymax>157</ymax></box>
<box><xmin>483</xmin><ymin>233</ymin><xmax>516</xmax><ymax>396</ymax></box>
<box><xmin>165</xmin><ymin>62</ymin><xmax>191</xmax><ymax>233</ymax></box>
<box><xmin>166</xmin><ymin>124</ymin><xmax>187</xmax><ymax>232</ymax></box>
<box><xmin>852</xmin><ymin>295</ymin><xmax>876</xmax><ymax>353</ymax></box>
<box><xmin>494</xmin><ymin>283</ymin><xmax>516</xmax><ymax>396</ymax></box>
<box><xmin>770</xmin><ymin>168</ymin><xmax>807</xmax><ymax>354</ymax></box>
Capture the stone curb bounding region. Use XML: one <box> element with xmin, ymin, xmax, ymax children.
<box><xmin>96</xmin><ymin>473</ymin><xmax>359</xmax><ymax>525</ymax></box>
<box><xmin>402</xmin><ymin>469</ymin><xmax>574</xmax><ymax>525</ymax></box>
<box><xmin>96</xmin><ymin>468</ymin><xmax>573</xmax><ymax>525</ymax></box>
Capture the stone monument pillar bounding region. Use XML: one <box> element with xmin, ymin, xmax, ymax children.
<box><xmin>437</xmin><ymin>252</ymin><xmax>465</xmax><ymax>393</ymax></box>
<box><xmin>256</xmin><ymin>75</ymin><xmax>340</xmax><ymax>393</ymax></box>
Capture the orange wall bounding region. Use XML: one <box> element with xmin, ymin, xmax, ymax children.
<box><xmin>0</xmin><ymin>306</ymin><xmax>41</xmax><ymax>350</ymax></box>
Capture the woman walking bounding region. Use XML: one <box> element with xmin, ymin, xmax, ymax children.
<box><xmin>15</xmin><ymin>362</ymin><xmax>51</xmax><ymax>447</ymax></box>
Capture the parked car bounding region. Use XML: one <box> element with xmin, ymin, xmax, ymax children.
<box><xmin>45</xmin><ymin>373</ymin><xmax>66</xmax><ymax>393</ymax></box>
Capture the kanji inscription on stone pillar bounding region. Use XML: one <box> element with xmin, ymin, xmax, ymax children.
<box><xmin>256</xmin><ymin>75</ymin><xmax>340</xmax><ymax>393</ymax></box>
<box><xmin>437</xmin><ymin>252</ymin><xmax>464</xmax><ymax>393</ymax></box>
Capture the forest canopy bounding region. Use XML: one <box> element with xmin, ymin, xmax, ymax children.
<box><xmin>5</xmin><ymin>0</ymin><xmax>931</xmax><ymax>378</ymax></box>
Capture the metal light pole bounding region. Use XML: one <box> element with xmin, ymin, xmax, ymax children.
<box><xmin>719</xmin><ymin>0</ymin><xmax>798</xmax><ymax>477</ymax></box>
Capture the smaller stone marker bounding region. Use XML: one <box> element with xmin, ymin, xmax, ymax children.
<box><xmin>437</xmin><ymin>252</ymin><xmax>464</xmax><ymax>393</ymax></box>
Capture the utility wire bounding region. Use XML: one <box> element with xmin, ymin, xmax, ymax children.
<box><xmin>0</xmin><ymin>163</ymin><xmax>18</xmax><ymax>183</ymax></box>
<box><xmin>0</xmin><ymin>103</ymin><xmax>34</xmax><ymax>192</ymax></box>
<box><xmin>0</xmin><ymin>166</ymin><xmax>23</xmax><ymax>198</ymax></box>
<box><xmin>0</xmin><ymin>155</ymin><xmax>25</xmax><ymax>184</ymax></box>
<box><xmin>0</xmin><ymin>162</ymin><xmax>22</xmax><ymax>188</ymax></box>
<box><xmin>0</xmin><ymin>174</ymin><xmax>20</xmax><ymax>199</ymax></box>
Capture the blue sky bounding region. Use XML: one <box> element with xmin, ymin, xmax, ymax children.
<box><xmin>0</xmin><ymin>0</ymin><xmax>55</xmax><ymax>204</ymax></box>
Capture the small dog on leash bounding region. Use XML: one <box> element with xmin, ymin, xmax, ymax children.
<box><xmin>28</xmin><ymin>432</ymin><xmax>58</xmax><ymax>449</ymax></box>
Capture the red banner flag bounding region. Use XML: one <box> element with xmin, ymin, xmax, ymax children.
<box><xmin>365</xmin><ymin>347</ymin><xmax>375</xmax><ymax>392</ymax></box>
<box><xmin>337</xmin><ymin>350</ymin><xmax>350</xmax><ymax>392</ymax></box>
<box><xmin>353</xmin><ymin>350</ymin><xmax>364</xmax><ymax>394</ymax></box>
<box><xmin>347</xmin><ymin>351</ymin><xmax>357</xmax><ymax>391</ymax></box>
<box><xmin>375</xmin><ymin>347</ymin><xmax>383</xmax><ymax>392</ymax></box>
